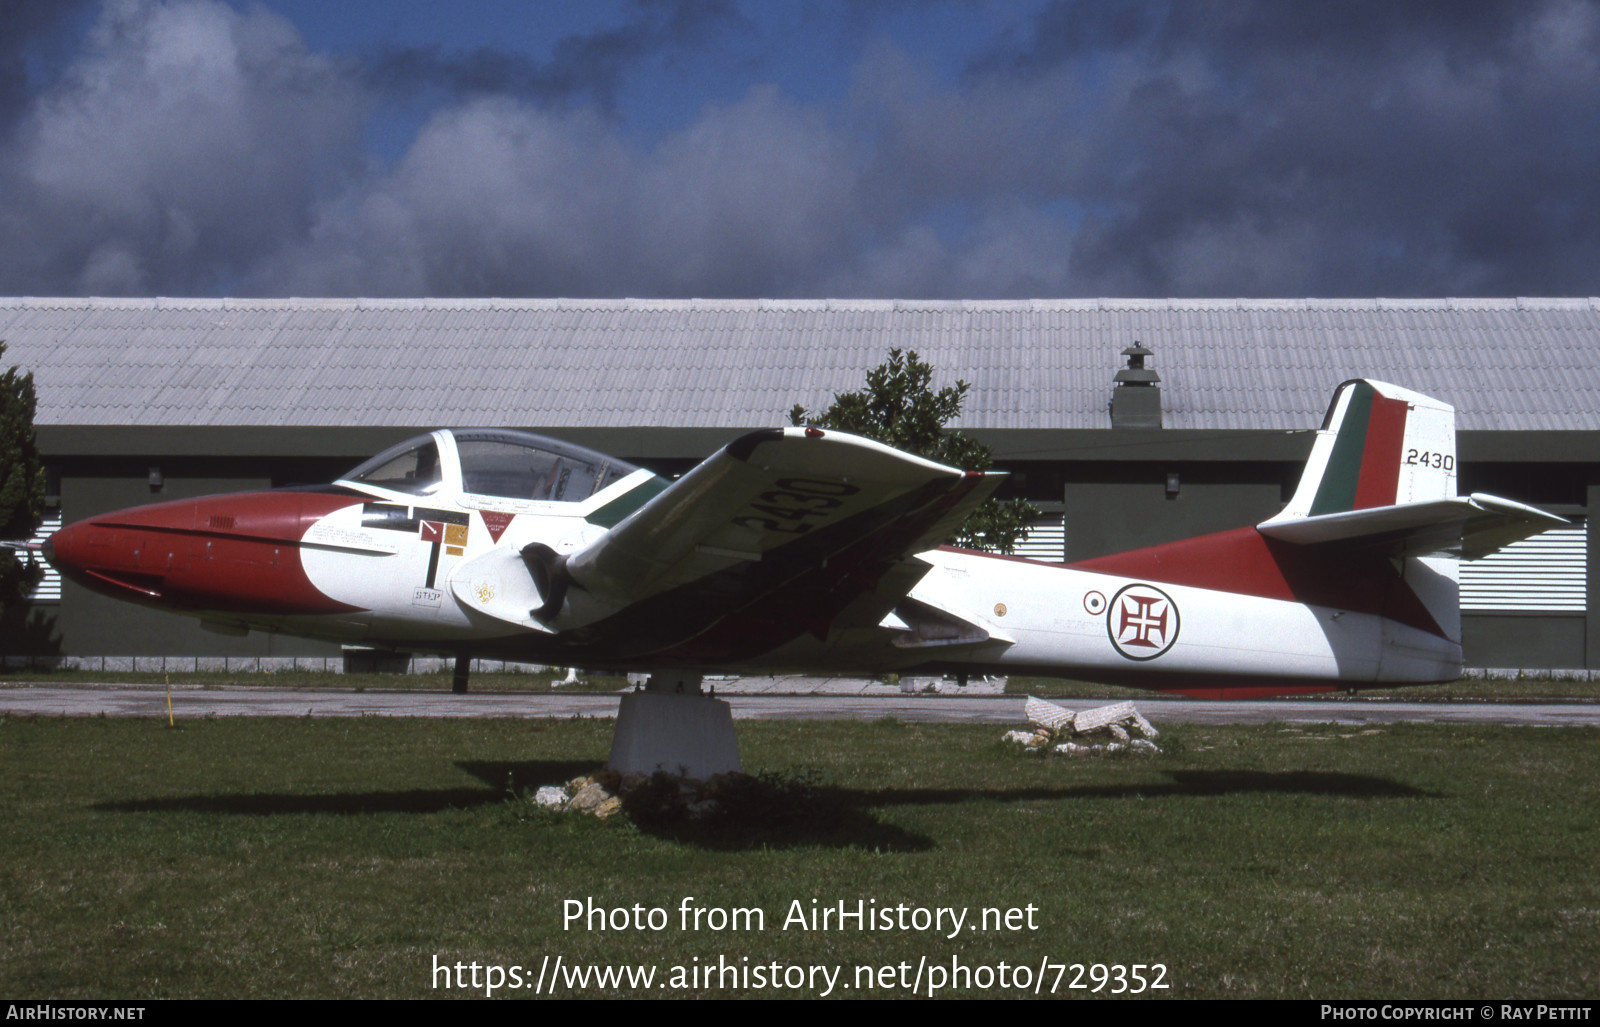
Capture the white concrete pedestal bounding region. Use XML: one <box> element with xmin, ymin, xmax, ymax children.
<box><xmin>607</xmin><ymin>691</ymin><xmax>742</xmax><ymax>780</ymax></box>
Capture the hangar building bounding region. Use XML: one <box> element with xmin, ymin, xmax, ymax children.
<box><xmin>3</xmin><ymin>295</ymin><xmax>1598</xmax><ymax>674</ymax></box>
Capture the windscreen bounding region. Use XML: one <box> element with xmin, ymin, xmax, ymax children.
<box><xmin>454</xmin><ymin>431</ymin><xmax>639</xmax><ymax>503</ymax></box>
<box><xmin>342</xmin><ymin>437</ymin><xmax>444</xmax><ymax>496</ymax></box>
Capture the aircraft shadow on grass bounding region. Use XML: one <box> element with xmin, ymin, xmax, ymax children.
<box><xmin>93</xmin><ymin>760</ymin><xmax>604</xmax><ymax>817</ymax></box>
<box><xmin>865</xmin><ymin>769</ymin><xmax>1439</xmax><ymax>806</ymax></box>
<box><xmin>93</xmin><ymin>765</ymin><xmax>1431</xmax><ymax>854</ymax></box>
<box><xmin>461</xmin><ymin>760</ymin><xmax>936</xmax><ymax>853</ymax></box>
<box><xmin>91</xmin><ymin>758</ymin><xmax>933</xmax><ymax>853</ymax></box>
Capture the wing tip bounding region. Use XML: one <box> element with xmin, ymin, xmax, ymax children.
<box><xmin>725</xmin><ymin>428</ymin><xmax>786</xmax><ymax>462</ymax></box>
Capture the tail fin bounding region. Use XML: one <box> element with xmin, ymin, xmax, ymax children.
<box><xmin>1270</xmin><ymin>379</ymin><xmax>1457</xmax><ymax>521</ymax></box>
<box><xmin>1260</xmin><ymin>378</ymin><xmax>1563</xmax><ymax>558</ymax></box>
<box><xmin>1072</xmin><ymin>378</ymin><xmax>1562</xmax><ymax>690</ymax></box>
<box><xmin>1257</xmin><ymin>379</ymin><xmax>1564</xmax><ymax>677</ymax></box>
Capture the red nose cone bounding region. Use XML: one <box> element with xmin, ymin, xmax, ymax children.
<box><xmin>41</xmin><ymin>521</ymin><xmax>73</xmax><ymax>575</ymax></box>
<box><xmin>45</xmin><ymin>514</ymin><xmax>168</xmax><ymax>599</ymax></box>
<box><xmin>47</xmin><ymin>492</ymin><xmax>363</xmax><ymax>615</ymax></box>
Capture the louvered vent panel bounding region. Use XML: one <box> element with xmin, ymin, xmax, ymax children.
<box><xmin>1461</xmin><ymin>523</ymin><xmax>1586</xmax><ymax>611</ymax></box>
<box><xmin>1010</xmin><ymin>513</ymin><xmax>1066</xmax><ymax>562</ymax></box>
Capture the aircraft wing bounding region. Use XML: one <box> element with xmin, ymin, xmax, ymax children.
<box><xmin>1256</xmin><ymin>493</ymin><xmax>1566</xmax><ymax>559</ymax></box>
<box><xmin>554</xmin><ymin>427</ymin><xmax>1002</xmax><ymax>661</ymax></box>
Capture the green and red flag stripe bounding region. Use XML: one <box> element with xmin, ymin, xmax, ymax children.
<box><xmin>1308</xmin><ymin>381</ymin><xmax>1410</xmax><ymax>514</ymax></box>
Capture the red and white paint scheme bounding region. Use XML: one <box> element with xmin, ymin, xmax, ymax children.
<box><xmin>46</xmin><ymin>380</ymin><xmax>1564</xmax><ymax>699</ymax></box>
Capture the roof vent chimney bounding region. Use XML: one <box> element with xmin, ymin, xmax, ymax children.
<box><xmin>1110</xmin><ymin>342</ymin><xmax>1162</xmax><ymax>428</ymax></box>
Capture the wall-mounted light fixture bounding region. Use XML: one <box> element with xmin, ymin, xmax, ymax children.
<box><xmin>148</xmin><ymin>467</ymin><xmax>163</xmax><ymax>492</ymax></box>
<box><xmin>1165</xmin><ymin>470</ymin><xmax>1180</xmax><ymax>499</ymax></box>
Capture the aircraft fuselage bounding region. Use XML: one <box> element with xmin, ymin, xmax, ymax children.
<box><xmin>44</xmin><ymin>476</ymin><xmax>1461</xmax><ymax>699</ymax></box>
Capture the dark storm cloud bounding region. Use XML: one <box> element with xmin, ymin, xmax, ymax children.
<box><xmin>0</xmin><ymin>0</ymin><xmax>91</xmax><ymax>127</ymax></box>
<box><xmin>254</xmin><ymin>86</ymin><xmax>865</xmax><ymax>297</ymax></box>
<box><xmin>1009</xmin><ymin>0</ymin><xmax>1527</xmax><ymax>65</ymax></box>
<box><xmin>0</xmin><ymin>0</ymin><xmax>369</xmax><ymax>295</ymax></box>
<box><xmin>951</xmin><ymin>0</ymin><xmax>1600</xmax><ymax>296</ymax></box>
<box><xmin>365</xmin><ymin>0</ymin><xmax>743</xmax><ymax>111</ymax></box>
<box><xmin>0</xmin><ymin>0</ymin><xmax>822</xmax><ymax>300</ymax></box>
<box><xmin>1</xmin><ymin>0</ymin><xmax>1597</xmax><ymax>300</ymax></box>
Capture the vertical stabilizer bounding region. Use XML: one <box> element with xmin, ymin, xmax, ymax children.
<box><xmin>1267</xmin><ymin>379</ymin><xmax>1457</xmax><ymax>523</ymax></box>
<box><xmin>1262</xmin><ymin>379</ymin><xmax>1463</xmax><ymax>667</ymax></box>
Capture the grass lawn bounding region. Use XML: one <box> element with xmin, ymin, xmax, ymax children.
<box><xmin>2</xmin><ymin>715</ymin><xmax>1597</xmax><ymax>999</ymax></box>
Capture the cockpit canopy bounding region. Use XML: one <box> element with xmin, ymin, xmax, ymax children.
<box><xmin>344</xmin><ymin>436</ymin><xmax>446</xmax><ymax>495</ymax></box>
<box><xmin>340</xmin><ymin>429</ymin><xmax>642</xmax><ymax>504</ymax></box>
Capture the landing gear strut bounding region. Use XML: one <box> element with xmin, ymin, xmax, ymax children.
<box><xmin>453</xmin><ymin>652</ymin><xmax>470</xmax><ymax>694</ymax></box>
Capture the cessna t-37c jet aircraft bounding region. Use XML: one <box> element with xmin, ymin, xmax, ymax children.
<box><xmin>44</xmin><ymin>379</ymin><xmax>1563</xmax><ymax>775</ymax></box>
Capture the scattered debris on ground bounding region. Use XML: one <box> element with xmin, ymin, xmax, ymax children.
<box><xmin>534</xmin><ymin>771</ymin><xmax>656</xmax><ymax>820</ymax></box>
<box><xmin>1004</xmin><ymin>697</ymin><xmax>1163</xmax><ymax>756</ymax></box>
<box><xmin>529</xmin><ymin>769</ymin><xmax>826</xmax><ymax>825</ymax></box>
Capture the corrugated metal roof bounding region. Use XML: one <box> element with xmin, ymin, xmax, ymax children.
<box><xmin>2</xmin><ymin>296</ymin><xmax>1598</xmax><ymax>431</ymax></box>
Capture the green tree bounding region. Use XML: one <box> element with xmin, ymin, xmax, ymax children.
<box><xmin>1</xmin><ymin>341</ymin><xmax>45</xmax><ymax>618</ymax></box>
<box><xmin>789</xmin><ymin>348</ymin><xmax>1039</xmax><ymax>552</ymax></box>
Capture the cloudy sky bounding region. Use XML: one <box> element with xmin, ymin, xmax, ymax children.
<box><xmin>2</xmin><ymin>0</ymin><xmax>1597</xmax><ymax>299</ymax></box>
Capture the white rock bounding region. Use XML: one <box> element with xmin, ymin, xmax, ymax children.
<box><xmin>534</xmin><ymin>786</ymin><xmax>568</xmax><ymax>809</ymax></box>
<box><xmin>569</xmin><ymin>781</ymin><xmax>612</xmax><ymax>813</ymax></box>
<box><xmin>1026</xmin><ymin>696</ymin><xmax>1077</xmax><ymax>732</ymax></box>
<box><xmin>1073</xmin><ymin>701</ymin><xmax>1138</xmax><ymax>733</ymax></box>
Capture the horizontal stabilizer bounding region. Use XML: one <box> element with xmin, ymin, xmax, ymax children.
<box><xmin>1257</xmin><ymin>493</ymin><xmax>1566</xmax><ymax>559</ymax></box>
